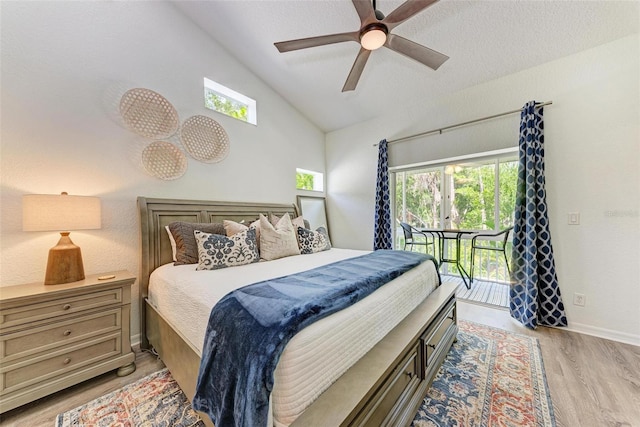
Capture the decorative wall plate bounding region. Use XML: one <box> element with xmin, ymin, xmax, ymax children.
<box><xmin>141</xmin><ymin>141</ymin><xmax>187</xmax><ymax>180</ymax></box>
<box><xmin>120</xmin><ymin>88</ymin><xmax>179</xmax><ymax>139</ymax></box>
<box><xmin>180</xmin><ymin>115</ymin><xmax>230</xmax><ymax>163</ymax></box>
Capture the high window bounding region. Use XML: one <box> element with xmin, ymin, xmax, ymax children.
<box><xmin>204</xmin><ymin>78</ymin><xmax>257</xmax><ymax>125</ymax></box>
<box><xmin>296</xmin><ymin>168</ymin><xmax>324</xmax><ymax>192</ymax></box>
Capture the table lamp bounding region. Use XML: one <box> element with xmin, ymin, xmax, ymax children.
<box><xmin>23</xmin><ymin>192</ymin><xmax>101</xmax><ymax>285</ymax></box>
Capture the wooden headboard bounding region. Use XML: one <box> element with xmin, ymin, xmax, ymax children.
<box><xmin>137</xmin><ymin>196</ymin><xmax>299</xmax><ymax>347</ymax></box>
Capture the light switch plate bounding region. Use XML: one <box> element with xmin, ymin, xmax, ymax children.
<box><xmin>568</xmin><ymin>212</ymin><xmax>580</xmax><ymax>225</ymax></box>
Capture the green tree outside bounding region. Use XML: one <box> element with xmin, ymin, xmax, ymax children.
<box><xmin>205</xmin><ymin>90</ymin><xmax>248</xmax><ymax>121</ymax></box>
<box><xmin>296</xmin><ymin>172</ymin><xmax>314</xmax><ymax>190</ymax></box>
<box><xmin>394</xmin><ymin>159</ymin><xmax>518</xmax><ymax>282</ymax></box>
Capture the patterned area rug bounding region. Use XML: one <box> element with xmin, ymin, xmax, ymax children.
<box><xmin>56</xmin><ymin>321</ymin><xmax>554</xmax><ymax>427</ymax></box>
<box><xmin>55</xmin><ymin>369</ymin><xmax>205</xmax><ymax>427</ymax></box>
<box><xmin>412</xmin><ymin>320</ymin><xmax>555</xmax><ymax>426</ymax></box>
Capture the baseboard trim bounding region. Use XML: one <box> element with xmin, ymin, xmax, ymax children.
<box><xmin>555</xmin><ymin>322</ymin><xmax>640</xmax><ymax>347</ymax></box>
<box><xmin>131</xmin><ymin>333</ymin><xmax>141</xmax><ymax>348</ymax></box>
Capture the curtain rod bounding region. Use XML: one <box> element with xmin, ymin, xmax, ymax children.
<box><xmin>378</xmin><ymin>101</ymin><xmax>552</xmax><ymax>146</ymax></box>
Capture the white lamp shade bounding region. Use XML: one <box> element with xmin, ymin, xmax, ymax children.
<box><xmin>23</xmin><ymin>193</ymin><xmax>101</xmax><ymax>232</ymax></box>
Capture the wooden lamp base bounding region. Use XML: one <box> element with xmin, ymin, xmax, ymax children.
<box><xmin>44</xmin><ymin>232</ymin><xmax>85</xmax><ymax>285</ymax></box>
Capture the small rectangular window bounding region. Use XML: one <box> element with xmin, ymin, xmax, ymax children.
<box><xmin>204</xmin><ymin>78</ymin><xmax>257</xmax><ymax>125</ymax></box>
<box><xmin>296</xmin><ymin>168</ymin><xmax>324</xmax><ymax>192</ymax></box>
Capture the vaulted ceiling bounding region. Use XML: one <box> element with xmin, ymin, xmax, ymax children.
<box><xmin>173</xmin><ymin>0</ymin><xmax>639</xmax><ymax>133</ymax></box>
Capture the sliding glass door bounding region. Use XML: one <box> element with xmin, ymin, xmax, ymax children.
<box><xmin>393</xmin><ymin>155</ymin><xmax>517</xmax><ymax>281</ymax></box>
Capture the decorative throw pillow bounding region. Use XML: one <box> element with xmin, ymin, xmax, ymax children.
<box><xmin>168</xmin><ymin>222</ymin><xmax>226</xmax><ymax>265</ymax></box>
<box><xmin>259</xmin><ymin>213</ymin><xmax>301</xmax><ymax>261</ymax></box>
<box><xmin>165</xmin><ymin>225</ymin><xmax>177</xmax><ymax>262</ymax></box>
<box><xmin>223</xmin><ymin>219</ymin><xmax>247</xmax><ymax>236</ymax></box>
<box><xmin>269</xmin><ymin>213</ymin><xmax>305</xmax><ymax>229</ymax></box>
<box><xmin>297</xmin><ymin>226</ymin><xmax>332</xmax><ymax>254</ymax></box>
<box><xmin>223</xmin><ymin>219</ymin><xmax>261</xmax><ymax>249</ymax></box>
<box><xmin>194</xmin><ymin>228</ymin><xmax>259</xmax><ymax>270</ymax></box>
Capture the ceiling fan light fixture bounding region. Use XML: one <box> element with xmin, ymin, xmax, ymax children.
<box><xmin>360</xmin><ymin>24</ymin><xmax>387</xmax><ymax>51</ymax></box>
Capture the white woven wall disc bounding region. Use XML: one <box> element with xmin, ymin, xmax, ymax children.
<box><xmin>180</xmin><ymin>115</ymin><xmax>230</xmax><ymax>163</ymax></box>
<box><xmin>141</xmin><ymin>141</ymin><xmax>187</xmax><ymax>180</ymax></box>
<box><xmin>120</xmin><ymin>88</ymin><xmax>179</xmax><ymax>139</ymax></box>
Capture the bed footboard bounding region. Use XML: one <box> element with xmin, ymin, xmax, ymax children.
<box><xmin>290</xmin><ymin>281</ymin><xmax>457</xmax><ymax>427</ymax></box>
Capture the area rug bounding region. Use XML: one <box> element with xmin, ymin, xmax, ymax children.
<box><xmin>411</xmin><ymin>320</ymin><xmax>555</xmax><ymax>426</ymax></box>
<box><xmin>54</xmin><ymin>369</ymin><xmax>205</xmax><ymax>427</ymax></box>
<box><xmin>56</xmin><ymin>321</ymin><xmax>555</xmax><ymax>427</ymax></box>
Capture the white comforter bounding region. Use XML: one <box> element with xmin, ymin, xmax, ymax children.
<box><xmin>148</xmin><ymin>248</ymin><xmax>439</xmax><ymax>426</ymax></box>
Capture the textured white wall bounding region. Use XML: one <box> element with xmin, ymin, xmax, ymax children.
<box><xmin>326</xmin><ymin>35</ymin><xmax>640</xmax><ymax>345</ymax></box>
<box><xmin>0</xmin><ymin>2</ymin><xmax>325</xmax><ymax>340</ymax></box>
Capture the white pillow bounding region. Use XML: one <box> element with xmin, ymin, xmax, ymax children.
<box><xmin>269</xmin><ymin>213</ymin><xmax>305</xmax><ymax>229</ymax></box>
<box><xmin>259</xmin><ymin>213</ymin><xmax>300</xmax><ymax>261</ymax></box>
<box><xmin>165</xmin><ymin>225</ymin><xmax>177</xmax><ymax>262</ymax></box>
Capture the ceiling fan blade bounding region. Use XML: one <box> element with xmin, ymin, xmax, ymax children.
<box><xmin>342</xmin><ymin>48</ymin><xmax>372</xmax><ymax>92</ymax></box>
<box><xmin>383</xmin><ymin>0</ymin><xmax>439</xmax><ymax>30</ymax></box>
<box><xmin>385</xmin><ymin>33</ymin><xmax>449</xmax><ymax>70</ymax></box>
<box><xmin>275</xmin><ymin>32</ymin><xmax>359</xmax><ymax>53</ymax></box>
<box><xmin>351</xmin><ymin>0</ymin><xmax>376</xmax><ymax>26</ymax></box>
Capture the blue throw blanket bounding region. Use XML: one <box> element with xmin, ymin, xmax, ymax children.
<box><xmin>192</xmin><ymin>250</ymin><xmax>437</xmax><ymax>427</ymax></box>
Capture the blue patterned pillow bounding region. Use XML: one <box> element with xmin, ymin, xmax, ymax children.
<box><xmin>194</xmin><ymin>228</ymin><xmax>259</xmax><ymax>270</ymax></box>
<box><xmin>296</xmin><ymin>226</ymin><xmax>331</xmax><ymax>254</ymax></box>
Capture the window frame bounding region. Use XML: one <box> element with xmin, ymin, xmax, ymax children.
<box><xmin>204</xmin><ymin>77</ymin><xmax>257</xmax><ymax>125</ymax></box>
<box><xmin>391</xmin><ymin>148</ymin><xmax>518</xmax><ymax>233</ymax></box>
<box><xmin>296</xmin><ymin>168</ymin><xmax>324</xmax><ymax>192</ymax></box>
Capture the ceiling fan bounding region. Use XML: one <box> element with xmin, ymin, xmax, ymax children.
<box><xmin>274</xmin><ymin>0</ymin><xmax>449</xmax><ymax>92</ymax></box>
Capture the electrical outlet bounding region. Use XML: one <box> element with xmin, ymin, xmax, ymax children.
<box><xmin>573</xmin><ymin>293</ymin><xmax>586</xmax><ymax>307</ymax></box>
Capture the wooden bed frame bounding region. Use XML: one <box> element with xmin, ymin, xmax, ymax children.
<box><xmin>137</xmin><ymin>196</ymin><xmax>458</xmax><ymax>427</ymax></box>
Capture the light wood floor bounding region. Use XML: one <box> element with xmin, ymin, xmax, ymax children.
<box><xmin>1</xmin><ymin>301</ymin><xmax>639</xmax><ymax>427</ymax></box>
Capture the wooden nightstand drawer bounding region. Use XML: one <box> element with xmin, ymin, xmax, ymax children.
<box><xmin>1</xmin><ymin>308</ymin><xmax>122</xmax><ymax>362</ymax></box>
<box><xmin>0</xmin><ymin>288</ymin><xmax>123</xmax><ymax>329</ymax></box>
<box><xmin>1</xmin><ymin>333</ymin><xmax>121</xmax><ymax>395</ymax></box>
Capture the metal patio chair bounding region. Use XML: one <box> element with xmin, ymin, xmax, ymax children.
<box><xmin>400</xmin><ymin>222</ymin><xmax>435</xmax><ymax>255</ymax></box>
<box><xmin>469</xmin><ymin>226</ymin><xmax>513</xmax><ymax>283</ymax></box>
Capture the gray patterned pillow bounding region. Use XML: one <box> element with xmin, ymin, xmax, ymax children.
<box><xmin>297</xmin><ymin>226</ymin><xmax>332</xmax><ymax>254</ymax></box>
<box><xmin>168</xmin><ymin>222</ymin><xmax>225</xmax><ymax>265</ymax></box>
<box><xmin>194</xmin><ymin>228</ymin><xmax>259</xmax><ymax>270</ymax></box>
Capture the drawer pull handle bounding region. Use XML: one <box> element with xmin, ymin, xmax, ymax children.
<box><xmin>405</xmin><ymin>371</ymin><xmax>413</xmax><ymax>379</ymax></box>
<box><xmin>63</xmin><ymin>358</ymin><xmax>71</xmax><ymax>365</ymax></box>
<box><xmin>63</xmin><ymin>304</ymin><xmax>71</xmax><ymax>310</ymax></box>
<box><xmin>63</xmin><ymin>330</ymin><xmax>72</xmax><ymax>336</ymax></box>
<box><xmin>427</xmin><ymin>344</ymin><xmax>436</xmax><ymax>350</ymax></box>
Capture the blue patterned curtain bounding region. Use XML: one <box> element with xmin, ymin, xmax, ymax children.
<box><xmin>510</xmin><ymin>101</ymin><xmax>567</xmax><ymax>329</ymax></box>
<box><xmin>373</xmin><ymin>139</ymin><xmax>392</xmax><ymax>250</ymax></box>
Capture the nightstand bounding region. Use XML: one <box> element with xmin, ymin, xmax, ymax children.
<box><xmin>0</xmin><ymin>271</ymin><xmax>136</xmax><ymax>413</ymax></box>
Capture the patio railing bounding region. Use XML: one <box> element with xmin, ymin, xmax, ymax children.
<box><xmin>396</xmin><ymin>234</ymin><xmax>512</xmax><ymax>283</ymax></box>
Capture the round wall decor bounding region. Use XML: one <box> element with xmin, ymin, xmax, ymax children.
<box><xmin>180</xmin><ymin>115</ymin><xmax>230</xmax><ymax>163</ymax></box>
<box><xmin>120</xmin><ymin>88</ymin><xmax>179</xmax><ymax>139</ymax></box>
<box><xmin>141</xmin><ymin>141</ymin><xmax>187</xmax><ymax>180</ymax></box>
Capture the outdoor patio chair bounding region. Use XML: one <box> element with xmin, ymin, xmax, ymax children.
<box><xmin>469</xmin><ymin>226</ymin><xmax>513</xmax><ymax>283</ymax></box>
<box><xmin>400</xmin><ymin>222</ymin><xmax>435</xmax><ymax>255</ymax></box>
